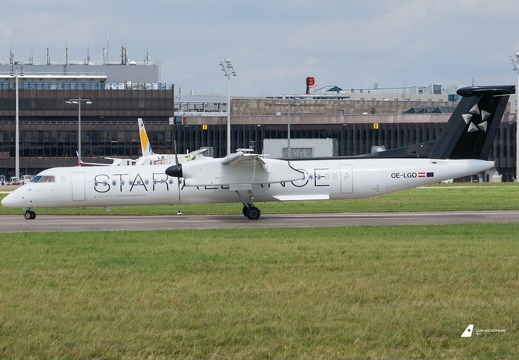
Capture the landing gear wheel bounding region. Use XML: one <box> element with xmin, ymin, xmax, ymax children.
<box><xmin>245</xmin><ymin>206</ymin><xmax>261</xmax><ymax>220</ymax></box>
<box><xmin>236</xmin><ymin>191</ymin><xmax>260</xmax><ymax>220</ymax></box>
<box><xmin>24</xmin><ymin>210</ymin><xmax>36</xmax><ymax>220</ymax></box>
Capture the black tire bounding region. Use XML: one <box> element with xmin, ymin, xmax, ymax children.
<box><xmin>24</xmin><ymin>211</ymin><xmax>36</xmax><ymax>220</ymax></box>
<box><xmin>246</xmin><ymin>206</ymin><xmax>261</xmax><ymax>220</ymax></box>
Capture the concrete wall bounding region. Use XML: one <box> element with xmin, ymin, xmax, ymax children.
<box><xmin>231</xmin><ymin>98</ymin><xmax>459</xmax><ymax>116</ymax></box>
<box><xmin>263</xmin><ymin>139</ymin><xmax>338</xmax><ymax>158</ymax></box>
<box><xmin>0</xmin><ymin>64</ymin><xmax>159</xmax><ymax>83</ymax></box>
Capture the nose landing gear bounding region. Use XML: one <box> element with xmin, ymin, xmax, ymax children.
<box><xmin>24</xmin><ymin>210</ymin><xmax>36</xmax><ymax>220</ymax></box>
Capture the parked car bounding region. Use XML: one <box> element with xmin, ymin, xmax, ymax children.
<box><xmin>20</xmin><ymin>175</ymin><xmax>34</xmax><ymax>184</ymax></box>
<box><xmin>9</xmin><ymin>176</ymin><xmax>20</xmax><ymax>185</ymax></box>
<box><xmin>0</xmin><ymin>174</ymin><xmax>5</xmax><ymax>185</ymax></box>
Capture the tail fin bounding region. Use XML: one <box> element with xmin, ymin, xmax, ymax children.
<box><xmin>428</xmin><ymin>85</ymin><xmax>514</xmax><ymax>159</ymax></box>
<box><xmin>138</xmin><ymin>118</ymin><xmax>154</xmax><ymax>157</ymax></box>
<box><xmin>365</xmin><ymin>85</ymin><xmax>514</xmax><ymax>160</ymax></box>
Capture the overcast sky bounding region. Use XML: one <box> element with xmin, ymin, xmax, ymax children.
<box><xmin>2</xmin><ymin>0</ymin><xmax>519</xmax><ymax>96</ymax></box>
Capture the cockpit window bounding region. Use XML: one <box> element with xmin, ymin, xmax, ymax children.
<box><xmin>40</xmin><ymin>176</ymin><xmax>55</xmax><ymax>183</ymax></box>
<box><xmin>30</xmin><ymin>175</ymin><xmax>55</xmax><ymax>183</ymax></box>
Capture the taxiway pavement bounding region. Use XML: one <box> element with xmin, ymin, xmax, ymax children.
<box><xmin>1</xmin><ymin>210</ymin><xmax>518</xmax><ymax>232</ymax></box>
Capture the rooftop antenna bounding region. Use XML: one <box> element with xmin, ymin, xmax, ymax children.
<box><xmin>121</xmin><ymin>45</ymin><xmax>127</xmax><ymax>65</ymax></box>
<box><xmin>510</xmin><ymin>55</ymin><xmax>517</xmax><ymax>71</ymax></box>
<box><xmin>103</xmin><ymin>34</ymin><xmax>110</xmax><ymax>64</ymax></box>
<box><xmin>29</xmin><ymin>46</ymin><xmax>33</xmax><ymax>65</ymax></box>
<box><xmin>86</xmin><ymin>42</ymin><xmax>91</xmax><ymax>65</ymax></box>
<box><xmin>47</xmin><ymin>47</ymin><xmax>50</xmax><ymax>65</ymax></box>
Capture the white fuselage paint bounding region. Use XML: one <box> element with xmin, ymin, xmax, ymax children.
<box><xmin>2</xmin><ymin>158</ymin><xmax>493</xmax><ymax>210</ymax></box>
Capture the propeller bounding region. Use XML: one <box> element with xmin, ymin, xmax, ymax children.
<box><xmin>166</xmin><ymin>139</ymin><xmax>183</xmax><ymax>201</ymax></box>
<box><xmin>166</xmin><ymin>139</ymin><xmax>183</xmax><ymax>178</ymax></box>
<box><xmin>165</xmin><ymin>163</ymin><xmax>183</xmax><ymax>178</ymax></box>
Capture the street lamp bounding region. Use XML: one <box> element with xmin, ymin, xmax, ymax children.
<box><xmin>287</xmin><ymin>100</ymin><xmax>292</xmax><ymax>158</ymax></box>
<box><xmin>15</xmin><ymin>68</ymin><xmax>20</xmax><ymax>179</ymax></box>
<box><xmin>66</xmin><ymin>98</ymin><xmax>92</xmax><ymax>165</ymax></box>
<box><xmin>510</xmin><ymin>53</ymin><xmax>519</xmax><ymax>181</ymax></box>
<box><xmin>220</xmin><ymin>59</ymin><xmax>236</xmax><ymax>155</ymax></box>
<box><xmin>276</xmin><ymin>98</ymin><xmax>299</xmax><ymax>158</ymax></box>
<box><xmin>515</xmin><ymin>52</ymin><xmax>519</xmax><ymax>182</ymax></box>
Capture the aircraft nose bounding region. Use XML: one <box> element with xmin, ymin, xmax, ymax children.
<box><xmin>1</xmin><ymin>192</ymin><xmax>17</xmax><ymax>207</ymax></box>
<box><xmin>1</xmin><ymin>190</ymin><xmax>24</xmax><ymax>208</ymax></box>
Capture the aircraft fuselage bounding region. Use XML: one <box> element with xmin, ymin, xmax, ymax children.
<box><xmin>2</xmin><ymin>158</ymin><xmax>493</xmax><ymax>210</ymax></box>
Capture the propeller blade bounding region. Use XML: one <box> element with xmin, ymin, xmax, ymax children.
<box><xmin>174</xmin><ymin>139</ymin><xmax>179</xmax><ymax>165</ymax></box>
<box><xmin>170</xmin><ymin>139</ymin><xmax>182</xmax><ymax>202</ymax></box>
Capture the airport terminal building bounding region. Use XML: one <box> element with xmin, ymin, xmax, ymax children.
<box><xmin>0</xmin><ymin>52</ymin><xmax>517</xmax><ymax>181</ymax></box>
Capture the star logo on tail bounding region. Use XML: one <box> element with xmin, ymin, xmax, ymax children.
<box><xmin>462</xmin><ymin>104</ymin><xmax>491</xmax><ymax>133</ymax></box>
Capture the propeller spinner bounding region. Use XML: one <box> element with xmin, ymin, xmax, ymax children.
<box><xmin>166</xmin><ymin>163</ymin><xmax>183</xmax><ymax>178</ymax></box>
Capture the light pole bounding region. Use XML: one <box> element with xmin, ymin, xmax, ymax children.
<box><xmin>286</xmin><ymin>99</ymin><xmax>300</xmax><ymax>158</ymax></box>
<box><xmin>287</xmin><ymin>100</ymin><xmax>292</xmax><ymax>158</ymax></box>
<box><xmin>274</xmin><ymin>98</ymin><xmax>299</xmax><ymax>158</ymax></box>
<box><xmin>220</xmin><ymin>59</ymin><xmax>236</xmax><ymax>155</ymax></box>
<box><xmin>66</xmin><ymin>98</ymin><xmax>92</xmax><ymax>165</ymax></box>
<box><xmin>516</xmin><ymin>52</ymin><xmax>519</xmax><ymax>182</ymax></box>
<box><xmin>14</xmin><ymin>67</ymin><xmax>20</xmax><ymax>179</ymax></box>
<box><xmin>511</xmin><ymin>53</ymin><xmax>519</xmax><ymax>181</ymax></box>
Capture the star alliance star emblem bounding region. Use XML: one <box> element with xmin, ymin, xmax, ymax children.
<box><xmin>462</xmin><ymin>104</ymin><xmax>490</xmax><ymax>133</ymax></box>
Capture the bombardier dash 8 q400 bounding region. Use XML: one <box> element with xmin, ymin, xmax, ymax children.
<box><xmin>2</xmin><ymin>85</ymin><xmax>514</xmax><ymax>220</ymax></box>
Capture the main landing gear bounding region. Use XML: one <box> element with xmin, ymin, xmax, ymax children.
<box><xmin>24</xmin><ymin>209</ymin><xmax>36</xmax><ymax>220</ymax></box>
<box><xmin>236</xmin><ymin>190</ymin><xmax>261</xmax><ymax>220</ymax></box>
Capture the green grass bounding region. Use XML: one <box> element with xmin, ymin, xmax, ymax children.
<box><xmin>1</xmin><ymin>184</ymin><xmax>518</xmax><ymax>357</ymax></box>
<box><xmin>2</xmin><ymin>183</ymin><xmax>519</xmax><ymax>216</ymax></box>
<box><xmin>1</xmin><ymin>225</ymin><xmax>518</xmax><ymax>358</ymax></box>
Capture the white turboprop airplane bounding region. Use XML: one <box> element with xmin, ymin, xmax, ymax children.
<box><xmin>135</xmin><ymin>118</ymin><xmax>207</xmax><ymax>165</ymax></box>
<box><xmin>134</xmin><ymin>117</ymin><xmax>167</xmax><ymax>165</ymax></box>
<box><xmin>83</xmin><ymin>118</ymin><xmax>207</xmax><ymax>166</ymax></box>
<box><xmin>2</xmin><ymin>85</ymin><xmax>514</xmax><ymax>220</ymax></box>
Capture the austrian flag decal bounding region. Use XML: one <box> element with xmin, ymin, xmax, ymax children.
<box><xmin>418</xmin><ymin>172</ymin><xmax>435</xmax><ymax>178</ymax></box>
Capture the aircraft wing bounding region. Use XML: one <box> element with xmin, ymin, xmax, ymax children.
<box><xmin>176</xmin><ymin>152</ymin><xmax>304</xmax><ymax>187</ymax></box>
<box><xmin>221</xmin><ymin>152</ymin><xmax>271</xmax><ymax>172</ymax></box>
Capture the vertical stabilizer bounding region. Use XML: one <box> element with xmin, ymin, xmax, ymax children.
<box><xmin>138</xmin><ymin>118</ymin><xmax>154</xmax><ymax>157</ymax></box>
<box><xmin>428</xmin><ymin>85</ymin><xmax>514</xmax><ymax>160</ymax></box>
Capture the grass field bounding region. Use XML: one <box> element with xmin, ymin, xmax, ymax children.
<box><xmin>0</xmin><ymin>225</ymin><xmax>518</xmax><ymax>358</ymax></box>
<box><xmin>1</xmin><ymin>184</ymin><xmax>518</xmax><ymax>358</ymax></box>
